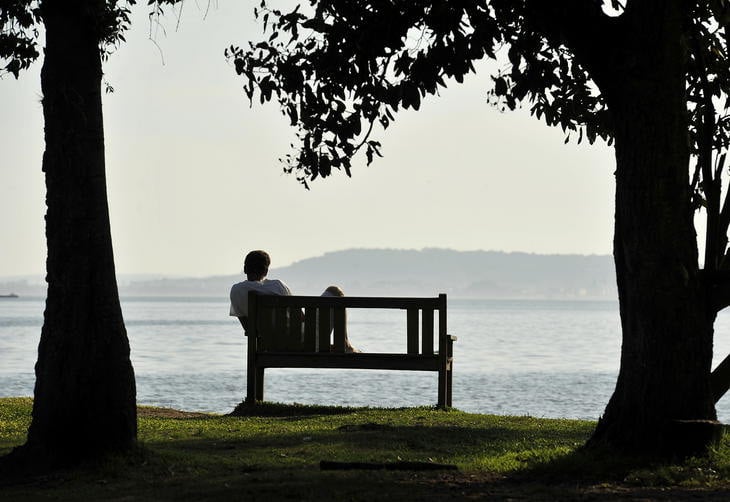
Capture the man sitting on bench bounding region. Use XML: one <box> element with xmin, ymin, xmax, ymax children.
<box><xmin>229</xmin><ymin>249</ymin><xmax>359</xmax><ymax>352</ymax></box>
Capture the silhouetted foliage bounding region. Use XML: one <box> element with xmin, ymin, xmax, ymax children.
<box><xmin>0</xmin><ymin>1</ymin><xmax>39</xmax><ymax>77</ymax></box>
<box><xmin>229</xmin><ymin>1</ymin><xmax>730</xmax><ymax>200</ymax></box>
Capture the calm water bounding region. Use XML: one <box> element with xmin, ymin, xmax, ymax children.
<box><xmin>3</xmin><ymin>296</ymin><xmax>730</xmax><ymax>422</ymax></box>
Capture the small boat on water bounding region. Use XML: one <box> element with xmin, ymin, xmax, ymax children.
<box><xmin>0</xmin><ymin>293</ymin><xmax>19</xmax><ymax>298</ymax></box>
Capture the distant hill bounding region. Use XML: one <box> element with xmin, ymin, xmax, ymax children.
<box><xmin>96</xmin><ymin>248</ymin><xmax>616</xmax><ymax>299</ymax></box>
<box><xmin>275</xmin><ymin>248</ymin><xmax>616</xmax><ymax>299</ymax></box>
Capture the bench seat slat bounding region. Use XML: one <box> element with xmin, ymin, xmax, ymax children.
<box><xmin>422</xmin><ymin>309</ymin><xmax>434</xmax><ymax>355</ymax></box>
<box><xmin>274</xmin><ymin>307</ymin><xmax>287</xmax><ymax>350</ymax></box>
<box><xmin>333</xmin><ymin>308</ymin><xmax>346</xmax><ymax>352</ymax></box>
<box><xmin>303</xmin><ymin>308</ymin><xmax>316</xmax><ymax>351</ymax></box>
<box><xmin>407</xmin><ymin>308</ymin><xmax>419</xmax><ymax>354</ymax></box>
<box><xmin>318</xmin><ymin>307</ymin><xmax>331</xmax><ymax>353</ymax></box>
<box><xmin>257</xmin><ymin>352</ymin><xmax>444</xmax><ymax>371</ymax></box>
<box><xmin>257</xmin><ymin>308</ymin><xmax>274</xmax><ymax>352</ymax></box>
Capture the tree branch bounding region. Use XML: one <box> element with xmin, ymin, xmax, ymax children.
<box><xmin>706</xmin><ymin>271</ymin><xmax>730</xmax><ymax>313</ymax></box>
<box><xmin>711</xmin><ymin>352</ymin><xmax>730</xmax><ymax>402</ymax></box>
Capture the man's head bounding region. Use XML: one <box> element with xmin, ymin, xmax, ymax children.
<box><xmin>244</xmin><ymin>250</ymin><xmax>270</xmax><ymax>281</ymax></box>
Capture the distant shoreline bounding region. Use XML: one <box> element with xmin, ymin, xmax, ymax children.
<box><xmin>0</xmin><ymin>249</ymin><xmax>618</xmax><ymax>299</ymax></box>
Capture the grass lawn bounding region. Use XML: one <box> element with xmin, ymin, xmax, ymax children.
<box><xmin>2</xmin><ymin>397</ymin><xmax>730</xmax><ymax>500</ymax></box>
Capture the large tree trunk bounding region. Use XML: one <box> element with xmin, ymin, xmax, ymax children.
<box><xmin>12</xmin><ymin>0</ymin><xmax>137</xmax><ymax>467</ymax></box>
<box><xmin>587</xmin><ymin>3</ymin><xmax>718</xmax><ymax>457</ymax></box>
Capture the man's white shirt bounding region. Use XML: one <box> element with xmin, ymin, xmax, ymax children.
<box><xmin>229</xmin><ymin>279</ymin><xmax>292</xmax><ymax>317</ymax></box>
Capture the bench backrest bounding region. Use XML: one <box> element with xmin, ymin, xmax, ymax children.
<box><xmin>247</xmin><ymin>293</ymin><xmax>447</xmax><ymax>355</ymax></box>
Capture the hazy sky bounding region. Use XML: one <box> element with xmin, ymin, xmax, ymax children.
<box><xmin>0</xmin><ymin>1</ymin><xmax>616</xmax><ymax>278</ymax></box>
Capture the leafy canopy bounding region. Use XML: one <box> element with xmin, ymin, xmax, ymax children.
<box><xmin>226</xmin><ymin>0</ymin><xmax>617</xmax><ymax>187</ymax></box>
<box><xmin>227</xmin><ymin>1</ymin><xmax>730</xmax><ymax>206</ymax></box>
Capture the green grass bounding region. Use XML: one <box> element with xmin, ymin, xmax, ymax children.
<box><xmin>2</xmin><ymin>398</ymin><xmax>730</xmax><ymax>500</ymax></box>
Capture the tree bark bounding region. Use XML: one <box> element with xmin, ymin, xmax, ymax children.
<box><xmin>12</xmin><ymin>0</ymin><xmax>137</xmax><ymax>466</ymax></box>
<box><xmin>585</xmin><ymin>2</ymin><xmax>719</xmax><ymax>457</ymax></box>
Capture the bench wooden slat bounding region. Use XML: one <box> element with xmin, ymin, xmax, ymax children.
<box><xmin>288</xmin><ymin>307</ymin><xmax>302</xmax><ymax>350</ymax></box>
<box><xmin>422</xmin><ymin>308</ymin><xmax>434</xmax><ymax>355</ymax></box>
<box><xmin>274</xmin><ymin>307</ymin><xmax>288</xmax><ymax>351</ymax></box>
<box><xmin>257</xmin><ymin>307</ymin><xmax>274</xmax><ymax>352</ymax></box>
<box><xmin>407</xmin><ymin>308</ymin><xmax>419</xmax><ymax>355</ymax></box>
<box><xmin>333</xmin><ymin>308</ymin><xmax>346</xmax><ymax>352</ymax></box>
<box><xmin>318</xmin><ymin>307</ymin><xmax>331</xmax><ymax>353</ymax></box>
<box><xmin>303</xmin><ymin>307</ymin><xmax>316</xmax><ymax>352</ymax></box>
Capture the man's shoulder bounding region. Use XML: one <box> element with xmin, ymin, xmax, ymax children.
<box><xmin>230</xmin><ymin>280</ymin><xmax>253</xmax><ymax>292</ymax></box>
<box><xmin>231</xmin><ymin>279</ymin><xmax>290</xmax><ymax>295</ymax></box>
<box><xmin>262</xmin><ymin>279</ymin><xmax>291</xmax><ymax>295</ymax></box>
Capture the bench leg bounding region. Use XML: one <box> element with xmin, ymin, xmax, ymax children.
<box><xmin>437</xmin><ymin>368</ymin><xmax>447</xmax><ymax>410</ymax></box>
<box><xmin>247</xmin><ymin>367</ymin><xmax>265</xmax><ymax>404</ymax></box>
<box><xmin>256</xmin><ymin>367</ymin><xmax>265</xmax><ymax>402</ymax></box>
<box><xmin>246</xmin><ymin>366</ymin><xmax>257</xmax><ymax>404</ymax></box>
<box><xmin>447</xmin><ymin>360</ymin><xmax>453</xmax><ymax>408</ymax></box>
<box><xmin>443</xmin><ymin>335</ymin><xmax>455</xmax><ymax>408</ymax></box>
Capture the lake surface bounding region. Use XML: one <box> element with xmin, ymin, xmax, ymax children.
<box><xmin>3</xmin><ymin>296</ymin><xmax>730</xmax><ymax>422</ymax></box>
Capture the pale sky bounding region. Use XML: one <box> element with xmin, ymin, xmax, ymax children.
<box><xmin>0</xmin><ymin>1</ymin><xmax>616</xmax><ymax>278</ymax></box>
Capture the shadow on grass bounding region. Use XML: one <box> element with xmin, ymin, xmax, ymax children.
<box><xmin>132</xmin><ymin>420</ymin><xmax>584</xmax><ymax>500</ymax></box>
<box><xmin>509</xmin><ymin>444</ymin><xmax>653</xmax><ymax>484</ymax></box>
<box><xmin>143</xmin><ymin>408</ymin><xmax>593</xmax><ymax>474</ymax></box>
<box><xmin>227</xmin><ymin>400</ymin><xmax>401</xmax><ymax>417</ymax></box>
<box><xmin>510</xmin><ymin>424</ymin><xmax>730</xmax><ymax>484</ymax></box>
<box><xmin>477</xmin><ymin>432</ymin><xmax>730</xmax><ymax>501</ymax></box>
<box><xmin>225</xmin><ymin>401</ymin><xmax>446</xmax><ymax>418</ymax></box>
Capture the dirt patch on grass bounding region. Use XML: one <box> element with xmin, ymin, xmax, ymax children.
<box><xmin>137</xmin><ymin>406</ymin><xmax>213</xmax><ymax>419</ymax></box>
<box><xmin>228</xmin><ymin>401</ymin><xmax>359</xmax><ymax>417</ymax></box>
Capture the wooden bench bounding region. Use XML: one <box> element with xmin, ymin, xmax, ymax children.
<box><xmin>244</xmin><ymin>292</ymin><xmax>456</xmax><ymax>409</ymax></box>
